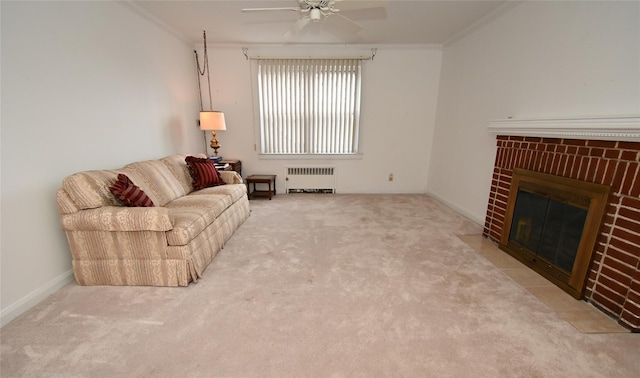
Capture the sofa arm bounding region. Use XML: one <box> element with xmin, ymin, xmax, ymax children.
<box><xmin>219</xmin><ymin>171</ymin><xmax>243</xmax><ymax>185</ymax></box>
<box><xmin>60</xmin><ymin>206</ymin><xmax>174</xmax><ymax>232</ymax></box>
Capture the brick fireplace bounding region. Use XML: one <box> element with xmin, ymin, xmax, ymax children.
<box><xmin>485</xmin><ymin>117</ymin><xmax>640</xmax><ymax>331</ymax></box>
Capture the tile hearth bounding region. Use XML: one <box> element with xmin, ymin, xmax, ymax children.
<box><xmin>458</xmin><ymin>234</ymin><xmax>629</xmax><ymax>334</ymax></box>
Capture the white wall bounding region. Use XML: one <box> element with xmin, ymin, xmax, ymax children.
<box><xmin>0</xmin><ymin>1</ymin><xmax>201</xmax><ymax>326</ymax></box>
<box><xmin>428</xmin><ymin>1</ymin><xmax>640</xmax><ymax>224</ymax></box>
<box><xmin>202</xmin><ymin>45</ymin><xmax>442</xmax><ymax>193</ymax></box>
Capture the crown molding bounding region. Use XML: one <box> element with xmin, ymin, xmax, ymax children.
<box><xmin>488</xmin><ymin>116</ymin><xmax>640</xmax><ymax>142</ymax></box>
<box><xmin>117</xmin><ymin>1</ymin><xmax>192</xmax><ymax>47</ymax></box>
<box><xmin>443</xmin><ymin>1</ymin><xmax>524</xmax><ymax>47</ymax></box>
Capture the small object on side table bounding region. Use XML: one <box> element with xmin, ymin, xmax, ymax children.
<box><xmin>214</xmin><ymin>163</ymin><xmax>229</xmax><ymax>171</ymax></box>
<box><xmin>246</xmin><ymin>174</ymin><xmax>276</xmax><ymax>200</ymax></box>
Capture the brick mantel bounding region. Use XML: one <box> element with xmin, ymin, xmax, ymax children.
<box><xmin>484</xmin><ymin>117</ymin><xmax>640</xmax><ymax>331</ymax></box>
<box><xmin>488</xmin><ymin>116</ymin><xmax>640</xmax><ymax>142</ymax></box>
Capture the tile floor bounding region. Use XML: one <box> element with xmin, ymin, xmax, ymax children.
<box><xmin>458</xmin><ymin>234</ymin><xmax>629</xmax><ymax>334</ymax></box>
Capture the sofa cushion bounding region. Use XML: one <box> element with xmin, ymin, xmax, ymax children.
<box><xmin>109</xmin><ymin>174</ymin><xmax>155</xmax><ymax>207</ymax></box>
<box><xmin>185</xmin><ymin>156</ymin><xmax>224</xmax><ymax>190</ymax></box>
<box><xmin>190</xmin><ymin>183</ymin><xmax>247</xmax><ymax>203</ymax></box>
<box><xmin>121</xmin><ymin>159</ymin><xmax>186</xmax><ymax>206</ymax></box>
<box><xmin>62</xmin><ymin>170</ymin><xmax>122</xmax><ymax>210</ymax></box>
<box><xmin>164</xmin><ymin>194</ymin><xmax>233</xmax><ymax>245</ymax></box>
<box><xmin>160</xmin><ymin>154</ymin><xmax>198</xmax><ymax>194</ymax></box>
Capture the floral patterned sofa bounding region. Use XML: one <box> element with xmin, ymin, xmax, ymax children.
<box><xmin>56</xmin><ymin>154</ymin><xmax>250</xmax><ymax>286</ymax></box>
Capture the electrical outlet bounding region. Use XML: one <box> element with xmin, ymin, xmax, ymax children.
<box><xmin>388</xmin><ymin>173</ymin><xmax>393</xmax><ymax>182</ymax></box>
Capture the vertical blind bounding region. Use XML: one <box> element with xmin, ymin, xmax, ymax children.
<box><xmin>257</xmin><ymin>59</ymin><xmax>362</xmax><ymax>154</ymax></box>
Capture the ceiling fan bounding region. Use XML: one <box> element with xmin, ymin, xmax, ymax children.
<box><xmin>241</xmin><ymin>0</ymin><xmax>387</xmax><ymax>38</ymax></box>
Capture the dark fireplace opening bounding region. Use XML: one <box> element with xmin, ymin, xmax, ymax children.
<box><xmin>509</xmin><ymin>190</ymin><xmax>588</xmax><ymax>273</ymax></box>
<box><xmin>500</xmin><ymin>168</ymin><xmax>610</xmax><ymax>299</ymax></box>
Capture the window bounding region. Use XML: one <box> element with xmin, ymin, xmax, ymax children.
<box><xmin>256</xmin><ymin>59</ymin><xmax>362</xmax><ymax>155</ymax></box>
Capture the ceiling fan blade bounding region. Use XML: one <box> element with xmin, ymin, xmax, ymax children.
<box><xmin>340</xmin><ymin>6</ymin><xmax>387</xmax><ymax>21</ymax></box>
<box><xmin>284</xmin><ymin>15</ymin><xmax>312</xmax><ymax>38</ymax></box>
<box><xmin>241</xmin><ymin>7</ymin><xmax>300</xmax><ymax>12</ymax></box>
<box><xmin>334</xmin><ymin>0</ymin><xmax>389</xmax><ymax>12</ymax></box>
<box><xmin>331</xmin><ymin>12</ymin><xmax>363</xmax><ymax>34</ymax></box>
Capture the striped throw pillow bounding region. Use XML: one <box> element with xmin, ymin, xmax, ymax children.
<box><xmin>185</xmin><ymin>156</ymin><xmax>224</xmax><ymax>190</ymax></box>
<box><xmin>109</xmin><ymin>174</ymin><xmax>155</xmax><ymax>207</ymax></box>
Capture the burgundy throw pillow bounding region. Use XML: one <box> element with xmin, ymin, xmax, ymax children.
<box><xmin>185</xmin><ymin>156</ymin><xmax>224</xmax><ymax>190</ymax></box>
<box><xmin>109</xmin><ymin>174</ymin><xmax>155</xmax><ymax>207</ymax></box>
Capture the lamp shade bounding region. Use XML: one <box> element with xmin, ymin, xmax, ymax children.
<box><xmin>199</xmin><ymin>111</ymin><xmax>226</xmax><ymax>131</ymax></box>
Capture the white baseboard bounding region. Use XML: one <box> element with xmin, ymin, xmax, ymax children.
<box><xmin>1</xmin><ymin>270</ymin><xmax>74</xmax><ymax>328</ymax></box>
<box><xmin>426</xmin><ymin>191</ymin><xmax>485</xmax><ymax>226</ymax></box>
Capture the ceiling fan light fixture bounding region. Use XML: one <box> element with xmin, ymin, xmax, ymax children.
<box><xmin>310</xmin><ymin>8</ymin><xmax>321</xmax><ymax>21</ymax></box>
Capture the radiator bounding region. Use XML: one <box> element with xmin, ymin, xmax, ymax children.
<box><xmin>285</xmin><ymin>166</ymin><xmax>336</xmax><ymax>193</ymax></box>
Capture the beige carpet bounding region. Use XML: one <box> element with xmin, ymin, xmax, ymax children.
<box><xmin>2</xmin><ymin>194</ymin><xmax>639</xmax><ymax>377</ymax></box>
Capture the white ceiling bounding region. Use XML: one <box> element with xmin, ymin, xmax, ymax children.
<box><xmin>129</xmin><ymin>0</ymin><xmax>508</xmax><ymax>45</ymax></box>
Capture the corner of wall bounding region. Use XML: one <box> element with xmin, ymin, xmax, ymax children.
<box><xmin>1</xmin><ymin>270</ymin><xmax>74</xmax><ymax>328</ymax></box>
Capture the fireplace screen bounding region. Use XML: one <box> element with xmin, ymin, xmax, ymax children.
<box><xmin>500</xmin><ymin>168</ymin><xmax>610</xmax><ymax>299</ymax></box>
<box><xmin>509</xmin><ymin>189</ymin><xmax>588</xmax><ymax>274</ymax></box>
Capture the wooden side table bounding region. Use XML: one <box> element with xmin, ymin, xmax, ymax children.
<box><xmin>246</xmin><ymin>175</ymin><xmax>276</xmax><ymax>200</ymax></box>
<box><xmin>219</xmin><ymin>159</ymin><xmax>242</xmax><ymax>176</ymax></box>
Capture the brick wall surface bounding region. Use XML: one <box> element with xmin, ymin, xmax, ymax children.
<box><xmin>484</xmin><ymin>136</ymin><xmax>640</xmax><ymax>331</ymax></box>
